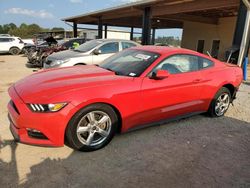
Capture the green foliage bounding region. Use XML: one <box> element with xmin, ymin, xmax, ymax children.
<box><xmin>8</xmin><ymin>23</ymin><xmax>42</xmax><ymax>38</ymax></box>
<box><xmin>51</xmin><ymin>27</ymin><xmax>65</xmax><ymax>32</ymax></box>
<box><xmin>0</xmin><ymin>23</ymin><xmax>17</xmax><ymax>34</ymax></box>
<box><xmin>155</xmin><ymin>36</ymin><xmax>181</xmax><ymax>47</ymax></box>
<box><xmin>0</xmin><ymin>23</ymin><xmax>65</xmax><ymax>39</ymax></box>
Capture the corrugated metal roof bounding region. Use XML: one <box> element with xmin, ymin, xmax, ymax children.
<box><xmin>62</xmin><ymin>0</ymin><xmax>159</xmax><ymax>21</ymax></box>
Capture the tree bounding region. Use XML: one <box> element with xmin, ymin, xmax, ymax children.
<box><xmin>0</xmin><ymin>23</ymin><xmax>65</xmax><ymax>38</ymax></box>
<box><xmin>51</xmin><ymin>27</ymin><xmax>65</xmax><ymax>32</ymax></box>
<box><xmin>20</xmin><ymin>23</ymin><xmax>28</xmax><ymax>29</ymax></box>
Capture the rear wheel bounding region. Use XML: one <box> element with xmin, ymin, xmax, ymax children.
<box><xmin>65</xmin><ymin>104</ymin><xmax>118</xmax><ymax>151</ymax></box>
<box><xmin>208</xmin><ymin>87</ymin><xmax>231</xmax><ymax>117</ymax></box>
<box><xmin>9</xmin><ymin>47</ymin><xmax>20</xmax><ymax>55</ymax></box>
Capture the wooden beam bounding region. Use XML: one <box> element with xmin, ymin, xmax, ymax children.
<box><xmin>152</xmin><ymin>0</ymin><xmax>239</xmax><ymax>16</ymax></box>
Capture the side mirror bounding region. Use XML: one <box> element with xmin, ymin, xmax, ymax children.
<box><xmin>151</xmin><ymin>70</ymin><xmax>170</xmax><ymax>80</ymax></box>
<box><xmin>93</xmin><ymin>49</ymin><xmax>101</xmax><ymax>55</ymax></box>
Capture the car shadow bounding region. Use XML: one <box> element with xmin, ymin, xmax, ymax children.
<box><xmin>243</xmin><ymin>81</ymin><xmax>250</xmax><ymax>86</ymax></box>
<box><xmin>1</xmin><ymin>115</ymin><xmax>250</xmax><ymax>187</ymax></box>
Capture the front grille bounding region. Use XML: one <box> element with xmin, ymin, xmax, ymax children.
<box><xmin>10</xmin><ymin>100</ymin><xmax>20</xmax><ymax>115</ymax></box>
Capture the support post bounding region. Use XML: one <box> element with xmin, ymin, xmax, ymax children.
<box><xmin>104</xmin><ymin>24</ymin><xmax>108</xmax><ymax>39</ymax></box>
<box><xmin>130</xmin><ymin>27</ymin><xmax>134</xmax><ymax>41</ymax></box>
<box><xmin>237</xmin><ymin>0</ymin><xmax>250</xmax><ymax>67</ymax></box>
<box><xmin>141</xmin><ymin>7</ymin><xmax>152</xmax><ymax>45</ymax></box>
<box><xmin>73</xmin><ymin>22</ymin><xmax>77</xmax><ymax>38</ymax></box>
<box><xmin>151</xmin><ymin>28</ymin><xmax>156</xmax><ymax>45</ymax></box>
<box><xmin>98</xmin><ymin>17</ymin><xmax>103</xmax><ymax>39</ymax></box>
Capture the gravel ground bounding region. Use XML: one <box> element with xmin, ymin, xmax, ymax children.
<box><xmin>0</xmin><ymin>55</ymin><xmax>250</xmax><ymax>188</ymax></box>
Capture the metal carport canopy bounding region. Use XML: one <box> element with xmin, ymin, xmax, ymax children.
<box><xmin>62</xmin><ymin>0</ymin><xmax>239</xmax><ymax>29</ymax></box>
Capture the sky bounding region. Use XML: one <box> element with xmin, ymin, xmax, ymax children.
<box><xmin>0</xmin><ymin>0</ymin><xmax>182</xmax><ymax>38</ymax></box>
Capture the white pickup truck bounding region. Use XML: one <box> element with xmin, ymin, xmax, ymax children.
<box><xmin>0</xmin><ymin>37</ymin><xmax>25</xmax><ymax>55</ymax></box>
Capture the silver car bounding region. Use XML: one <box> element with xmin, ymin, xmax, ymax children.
<box><xmin>44</xmin><ymin>39</ymin><xmax>140</xmax><ymax>69</ymax></box>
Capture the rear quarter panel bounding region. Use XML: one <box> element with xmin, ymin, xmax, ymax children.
<box><xmin>199</xmin><ymin>60</ymin><xmax>243</xmax><ymax>110</ymax></box>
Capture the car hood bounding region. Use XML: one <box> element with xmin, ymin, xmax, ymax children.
<box><xmin>14</xmin><ymin>65</ymin><xmax>129</xmax><ymax>102</ymax></box>
<box><xmin>48</xmin><ymin>49</ymin><xmax>89</xmax><ymax>61</ymax></box>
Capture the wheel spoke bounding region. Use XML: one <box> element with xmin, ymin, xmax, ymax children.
<box><xmin>77</xmin><ymin>126</ymin><xmax>89</xmax><ymax>134</ymax></box>
<box><xmin>222</xmin><ymin>94</ymin><xmax>228</xmax><ymax>101</ymax></box>
<box><xmin>98</xmin><ymin>115</ymin><xmax>109</xmax><ymax>125</ymax></box>
<box><xmin>86</xmin><ymin>112</ymin><xmax>95</xmax><ymax>123</ymax></box>
<box><xmin>97</xmin><ymin>128</ymin><xmax>109</xmax><ymax>137</ymax></box>
<box><xmin>86</xmin><ymin>132</ymin><xmax>95</xmax><ymax>145</ymax></box>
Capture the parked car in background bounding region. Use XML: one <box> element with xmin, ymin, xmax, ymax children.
<box><xmin>27</xmin><ymin>38</ymin><xmax>88</xmax><ymax>67</ymax></box>
<box><xmin>0</xmin><ymin>34</ymin><xmax>11</xmax><ymax>37</ymax></box>
<box><xmin>44</xmin><ymin>39</ymin><xmax>140</xmax><ymax>69</ymax></box>
<box><xmin>0</xmin><ymin>37</ymin><xmax>24</xmax><ymax>55</ymax></box>
<box><xmin>8</xmin><ymin>46</ymin><xmax>243</xmax><ymax>151</ymax></box>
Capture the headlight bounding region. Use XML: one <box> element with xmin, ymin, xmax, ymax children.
<box><xmin>50</xmin><ymin>59</ymin><xmax>70</xmax><ymax>67</ymax></box>
<box><xmin>28</xmin><ymin>103</ymin><xmax>67</xmax><ymax>113</ymax></box>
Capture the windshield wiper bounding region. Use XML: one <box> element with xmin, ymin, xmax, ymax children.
<box><xmin>106</xmin><ymin>68</ymin><xmax>121</xmax><ymax>75</ymax></box>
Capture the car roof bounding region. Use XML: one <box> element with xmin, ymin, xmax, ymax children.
<box><xmin>94</xmin><ymin>39</ymin><xmax>138</xmax><ymax>43</ymax></box>
<box><xmin>0</xmin><ymin>37</ymin><xmax>19</xmax><ymax>39</ymax></box>
<box><xmin>131</xmin><ymin>46</ymin><xmax>209</xmax><ymax>56</ymax></box>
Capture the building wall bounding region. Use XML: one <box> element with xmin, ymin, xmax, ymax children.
<box><xmin>78</xmin><ymin>29</ymin><xmax>130</xmax><ymax>40</ymax></box>
<box><xmin>104</xmin><ymin>31</ymin><xmax>130</xmax><ymax>40</ymax></box>
<box><xmin>181</xmin><ymin>17</ymin><xmax>237</xmax><ymax>60</ymax></box>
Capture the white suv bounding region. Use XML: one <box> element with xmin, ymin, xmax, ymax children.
<box><xmin>0</xmin><ymin>37</ymin><xmax>25</xmax><ymax>55</ymax></box>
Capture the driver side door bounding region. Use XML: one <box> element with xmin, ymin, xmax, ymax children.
<box><xmin>92</xmin><ymin>42</ymin><xmax>119</xmax><ymax>64</ymax></box>
<box><xmin>139</xmin><ymin>54</ymin><xmax>203</xmax><ymax>125</ymax></box>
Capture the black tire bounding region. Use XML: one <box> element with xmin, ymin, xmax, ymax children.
<box><xmin>9</xmin><ymin>47</ymin><xmax>20</xmax><ymax>55</ymax></box>
<box><xmin>65</xmin><ymin>103</ymin><xmax>118</xmax><ymax>152</ymax></box>
<box><xmin>208</xmin><ymin>87</ymin><xmax>231</xmax><ymax>117</ymax></box>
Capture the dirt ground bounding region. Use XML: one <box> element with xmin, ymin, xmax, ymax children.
<box><xmin>0</xmin><ymin>54</ymin><xmax>250</xmax><ymax>188</ymax></box>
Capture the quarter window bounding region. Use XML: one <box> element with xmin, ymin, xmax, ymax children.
<box><xmin>121</xmin><ymin>42</ymin><xmax>136</xmax><ymax>50</ymax></box>
<box><xmin>99</xmin><ymin>42</ymin><xmax>119</xmax><ymax>54</ymax></box>
<box><xmin>153</xmin><ymin>54</ymin><xmax>199</xmax><ymax>74</ymax></box>
<box><xmin>200</xmin><ymin>58</ymin><xmax>214</xmax><ymax>69</ymax></box>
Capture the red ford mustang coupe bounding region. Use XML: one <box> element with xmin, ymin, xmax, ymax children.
<box><xmin>8</xmin><ymin>46</ymin><xmax>243</xmax><ymax>151</ymax></box>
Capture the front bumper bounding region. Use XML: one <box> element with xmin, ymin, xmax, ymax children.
<box><xmin>7</xmin><ymin>86</ymin><xmax>76</xmax><ymax>147</ymax></box>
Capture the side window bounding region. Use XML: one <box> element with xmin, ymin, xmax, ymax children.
<box><xmin>153</xmin><ymin>54</ymin><xmax>199</xmax><ymax>74</ymax></box>
<box><xmin>63</xmin><ymin>41</ymin><xmax>72</xmax><ymax>48</ymax></box>
<box><xmin>122</xmin><ymin>42</ymin><xmax>136</xmax><ymax>50</ymax></box>
<box><xmin>99</xmin><ymin>42</ymin><xmax>119</xmax><ymax>54</ymax></box>
<box><xmin>200</xmin><ymin>57</ymin><xmax>214</xmax><ymax>69</ymax></box>
<box><xmin>0</xmin><ymin>38</ymin><xmax>12</xmax><ymax>42</ymax></box>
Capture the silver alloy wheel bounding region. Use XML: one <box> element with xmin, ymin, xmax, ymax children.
<box><xmin>76</xmin><ymin>111</ymin><xmax>112</xmax><ymax>146</ymax></box>
<box><xmin>215</xmin><ymin>93</ymin><xmax>230</xmax><ymax>116</ymax></box>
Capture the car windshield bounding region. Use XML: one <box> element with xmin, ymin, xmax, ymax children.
<box><xmin>74</xmin><ymin>40</ymin><xmax>104</xmax><ymax>52</ymax></box>
<box><xmin>100</xmin><ymin>49</ymin><xmax>160</xmax><ymax>77</ymax></box>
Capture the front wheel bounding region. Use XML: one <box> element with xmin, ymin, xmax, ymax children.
<box><xmin>65</xmin><ymin>104</ymin><xmax>118</xmax><ymax>151</ymax></box>
<box><xmin>208</xmin><ymin>87</ymin><xmax>231</xmax><ymax>117</ymax></box>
